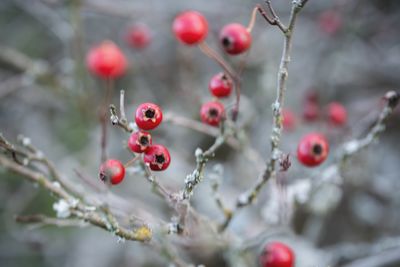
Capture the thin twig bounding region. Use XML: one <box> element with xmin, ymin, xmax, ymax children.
<box><xmin>139</xmin><ymin>160</ymin><xmax>172</xmax><ymax>201</ymax></box>
<box><xmin>181</xmin><ymin>133</ymin><xmax>227</xmax><ymax>201</ymax></box>
<box><xmin>163</xmin><ymin>113</ymin><xmax>264</xmax><ymax>169</ymax></box>
<box><xmin>0</xmin><ymin>154</ymin><xmax>152</xmax><ymax>242</ymax></box>
<box><xmin>119</xmin><ymin>89</ymin><xmax>127</xmax><ymax>122</ymax></box>
<box><xmin>15</xmin><ymin>214</ymin><xmax>88</xmax><ymax>227</ymax></box>
<box><xmin>124</xmin><ymin>154</ymin><xmax>141</xmax><ymax>168</ymax></box>
<box><xmin>110</xmin><ymin>90</ymin><xmax>134</xmax><ymax>133</ymax></box>
<box><xmin>248</xmin><ymin>2</ymin><xmax>286</xmax><ymax>33</ymax></box>
<box><xmin>1</xmin><ymin>134</ymin><xmax>83</xmax><ymax>199</ymax></box>
<box><xmin>100</xmin><ymin>78</ymin><xmax>114</xmax><ymax>162</ymax></box>
<box><xmin>74</xmin><ymin>168</ymin><xmax>106</xmax><ymax>193</ymax></box>
<box><xmin>209</xmin><ymin>168</ymin><xmax>233</xmax><ymax>231</ymax></box>
<box><xmin>339</xmin><ymin>91</ymin><xmax>399</xmax><ymax>162</ymax></box>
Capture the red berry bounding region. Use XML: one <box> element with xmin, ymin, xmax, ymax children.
<box><xmin>172</xmin><ymin>11</ymin><xmax>208</xmax><ymax>45</ymax></box>
<box><xmin>305</xmin><ymin>89</ymin><xmax>319</xmax><ymax>104</ymax></box>
<box><xmin>125</xmin><ymin>24</ymin><xmax>152</xmax><ymax>49</ymax></box>
<box><xmin>327</xmin><ymin>102</ymin><xmax>347</xmax><ymax>126</ymax></box>
<box><xmin>99</xmin><ymin>159</ymin><xmax>125</xmax><ymax>185</ymax></box>
<box><xmin>260</xmin><ymin>242</ymin><xmax>295</xmax><ymax>267</ymax></box>
<box><xmin>303</xmin><ymin>102</ymin><xmax>320</xmax><ymax>121</ymax></box>
<box><xmin>200</xmin><ymin>101</ymin><xmax>225</xmax><ymax>127</ymax></box>
<box><xmin>86</xmin><ymin>41</ymin><xmax>127</xmax><ymax>79</ymax></box>
<box><xmin>128</xmin><ymin>131</ymin><xmax>152</xmax><ymax>153</ymax></box>
<box><xmin>282</xmin><ymin>109</ymin><xmax>296</xmax><ymax>131</ymax></box>
<box><xmin>209</xmin><ymin>72</ymin><xmax>233</xmax><ymax>98</ymax></box>
<box><xmin>144</xmin><ymin>144</ymin><xmax>171</xmax><ymax>171</ymax></box>
<box><xmin>318</xmin><ymin>10</ymin><xmax>342</xmax><ymax>36</ymax></box>
<box><xmin>219</xmin><ymin>23</ymin><xmax>252</xmax><ymax>55</ymax></box>
<box><xmin>297</xmin><ymin>133</ymin><xmax>329</xmax><ymax>167</ymax></box>
<box><xmin>135</xmin><ymin>103</ymin><xmax>163</xmax><ymax>130</ymax></box>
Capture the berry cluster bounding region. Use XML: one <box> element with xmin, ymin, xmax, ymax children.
<box><xmin>172</xmin><ymin>10</ymin><xmax>251</xmax><ymax>54</ymax></box>
<box><xmin>172</xmin><ymin>11</ymin><xmax>252</xmax><ymax>127</ymax></box>
<box><xmin>99</xmin><ymin>103</ymin><xmax>170</xmax><ymax>186</ymax></box>
<box><xmin>283</xmin><ymin>91</ymin><xmax>348</xmax><ymax>131</ymax></box>
<box><xmin>86</xmin><ymin>23</ymin><xmax>152</xmax><ymax>80</ymax></box>
<box><xmin>280</xmin><ymin>91</ymin><xmax>349</xmax><ymax>167</ymax></box>
<box><xmin>132</xmin><ymin>103</ymin><xmax>170</xmax><ymax>171</ymax></box>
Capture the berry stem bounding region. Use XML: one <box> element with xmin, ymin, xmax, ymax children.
<box><xmin>247</xmin><ymin>6</ymin><xmax>258</xmax><ymax>32</ymax></box>
<box><xmin>100</xmin><ymin>78</ymin><xmax>114</xmax><ymax>162</ymax></box>
<box><xmin>119</xmin><ymin>89</ymin><xmax>127</xmax><ymax>123</ymax></box>
<box><xmin>198</xmin><ymin>41</ymin><xmax>241</xmax><ymax>121</ymax></box>
<box><xmin>124</xmin><ymin>155</ymin><xmax>141</xmax><ymax>168</ymax></box>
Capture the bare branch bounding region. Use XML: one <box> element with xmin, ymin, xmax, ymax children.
<box><xmin>181</xmin><ymin>134</ymin><xmax>227</xmax><ymax>201</ymax></box>
<box><xmin>0</xmin><ymin>143</ymin><xmax>153</xmax><ymax>242</ymax></box>
<box><xmin>249</xmin><ymin>2</ymin><xmax>286</xmax><ymax>33</ymax></box>
<box><xmin>15</xmin><ymin>214</ymin><xmax>88</xmax><ymax>228</ymax></box>
<box><xmin>110</xmin><ymin>90</ymin><xmax>134</xmax><ymax>133</ymax></box>
<box><xmin>219</xmin><ymin>0</ymin><xmax>309</xmax><ymax>231</ymax></box>
<box><xmin>339</xmin><ymin>91</ymin><xmax>399</xmax><ymax>162</ymax></box>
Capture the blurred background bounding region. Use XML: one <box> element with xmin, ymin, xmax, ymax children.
<box><xmin>1</xmin><ymin>0</ymin><xmax>399</xmax><ymax>266</ymax></box>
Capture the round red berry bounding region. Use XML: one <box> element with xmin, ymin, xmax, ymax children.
<box><xmin>125</xmin><ymin>24</ymin><xmax>152</xmax><ymax>49</ymax></box>
<box><xmin>144</xmin><ymin>144</ymin><xmax>171</xmax><ymax>171</ymax></box>
<box><xmin>282</xmin><ymin>109</ymin><xmax>296</xmax><ymax>131</ymax></box>
<box><xmin>200</xmin><ymin>101</ymin><xmax>225</xmax><ymax>127</ymax></box>
<box><xmin>219</xmin><ymin>23</ymin><xmax>252</xmax><ymax>55</ymax></box>
<box><xmin>327</xmin><ymin>102</ymin><xmax>347</xmax><ymax>126</ymax></box>
<box><xmin>128</xmin><ymin>131</ymin><xmax>152</xmax><ymax>153</ymax></box>
<box><xmin>135</xmin><ymin>103</ymin><xmax>163</xmax><ymax>130</ymax></box>
<box><xmin>297</xmin><ymin>133</ymin><xmax>329</xmax><ymax>167</ymax></box>
<box><xmin>209</xmin><ymin>72</ymin><xmax>233</xmax><ymax>98</ymax></box>
<box><xmin>86</xmin><ymin>41</ymin><xmax>127</xmax><ymax>79</ymax></box>
<box><xmin>99</xmin><ymin>159</ymin><xmax>125</xmax><ymax>185</ymax></box>
<box><xmin>172</xmin><ymin>11</ymin><xmax>208</xmax><ymax>45</ymax></box>
<box><xmin>305</xmin><ymin>89</ymin><xmax>319</xmax><ymax>104</ymax></box>
<box><xmin>260</xmin><ymin>242</ymin><xmax>295</xmax><ymax>267</ymax></box>
<box><xmin>318</xmin><ymin>10</ymin><xmax>342</xmax><ymax>36</ymax></box>
<box><xmin>303</xmin><ymin>102</ymin><xmax>320</xmax><ymax>122</ymax></box>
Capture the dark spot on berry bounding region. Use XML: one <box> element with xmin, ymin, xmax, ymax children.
<box><xmin>155</xmin><ymin>154</ymin><xmax>165</xmax><ymax>164</ymax></box>
<box><xmin>312</xmin><ymin>143</ymin><xmax>323</xmax><ymax>155</ymax></box>
<box><xmin>99</xmin><ymin>171</ymin><xmax>107</xmax><ymax>182</ymax></box>
<box><xmin>208</xmin><ymin>108</ymin><xmax>219</xmax><ymax>118</ymax></box>
<box><xmin>140</xmin><ymin>136</ymin><xmax>149</xmax><ymax>146</ymax></box>
<box><xmin>145</xmin><ymin>108</ymin><xmax>155</xmax><ymax>118</ymax></box>
<box><xmin>222</xmin><ymin>37</ymin><xmax>232</xmax><ymax>48</ymax></box>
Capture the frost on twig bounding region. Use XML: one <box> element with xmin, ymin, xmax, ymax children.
<box><xmin>181</xmin><ymin>134</ymin><xmax>226</xmax><ymax>201</ymax></box>
<box><xmin>53</xmin><ymin>199</ymin><xmax>73</xmax><ymax>218</ymax></box>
